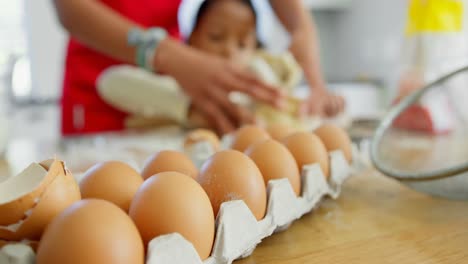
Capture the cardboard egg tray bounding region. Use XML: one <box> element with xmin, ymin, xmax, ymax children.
<box><xmin>146</xmin><ymin>142</ymin><xmax>361</xmax><ymax>264</ymax></box>
<box><xmin>0</xmin><ymin>244</ymin><xmax>35</xmax><ymax>264</ymax></box>
<box><xmin>0</xmin><ymin>141</ymin><xmax>366</xmax><ymax>264</ymax></box>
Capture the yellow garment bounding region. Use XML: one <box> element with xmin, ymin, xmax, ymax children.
<box><xmin>399</xmin><ymin>0</ymin><xmax>468</xmax><ymax>123</ymax></box>
<box><xmin>400</xmin><ymin>0</ymin><xmax>468</xmax><ymax>82</ymax></box>
<box><xmin>406</xmin><ymin>0</ymin><xmax>464</xmax><ymax>35</ymax></box>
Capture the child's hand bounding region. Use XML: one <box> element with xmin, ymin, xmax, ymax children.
<box><xmin>300</xmin><ymin>91</ymin><xmax>345</xmax><ymax>118</ymax></box>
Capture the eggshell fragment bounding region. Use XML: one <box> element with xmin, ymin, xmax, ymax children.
<box><xmin>38</xmin><ymin>159</ymin><xmax>54</xmax><ymax>170</ymax></box>
<box><xmin>315</xmin><ymin>124</ymin><xmax>353</xmax><ymax>162</ymax></box>
<box><xmin>36</xmin><ymin>199</ymin><xmax>144</xmax><ymax>264</ymax></box>
<box><xmin>230</xmin><ymin>125</ymin><xmax>271</xmax><ymax>152</ymax></box>
<box><xmin>0</xmin><ymin>163</ymin><xmax>52</xmax><ymax>226</ymax></box>
<box><xmin>0</xmin><ymin>161</ymin><xmax>81</xmax><ymax>241</ymax></box>
<box><xmin>80</xmin><ymin>161</ymin><xmax>143</xmax><ymax>212</ymax></box>
<box><xmin>130</xmin><ymin>172</ymin><xmax>215</xmax><ymax>260</ymax></box>
<box><xmin>198</xmin><ymin>150</ymin><xmax>267</xmax><ymax>220</ymax></box>
<box><xmin>283</xmin><ymin>132</ymin><xmax>330</xmax><ymax>178</ymax></box>
<box><xmin>141</xmin><ymin>151</ymin><xmax>198</xmax><ymax>180</ymax></box>
<box><xmin>246</xmin><ymin>139</ymin><xmax>301</xmax><ymax>196</ymax></box>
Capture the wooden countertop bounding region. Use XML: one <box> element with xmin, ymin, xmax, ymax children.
<box><xmin>236</xmin><ymin>169</ymin><xmax>468</xmax><ymax>264</ymax></box>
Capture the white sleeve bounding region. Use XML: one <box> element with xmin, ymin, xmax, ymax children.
<box><xmin>96</xmin><ymin>66</ymin><xmax>190</xmax><ymax>124</ymax></box>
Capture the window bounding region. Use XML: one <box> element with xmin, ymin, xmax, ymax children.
<box><xmin>0</xmin><ymin>0</ymin><xmax>28</xmax><ymax>103</ymax></box>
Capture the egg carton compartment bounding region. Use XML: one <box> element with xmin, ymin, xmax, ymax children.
<box><xmin>185</xmin><ymin>141</ymin><xmax>217</xmax><ymax>170</ymax></box>
<box><xmin>146</xmin><ymin>148</ymin><xmax>356</xmax><ymax>264</ymax></box>
<box><xmin>0</xmin><ymin>244</ymin><xmax>35</xmax><ymax>264</ymax></box>
<box><xmin>0</xmin><ymin>143</ymin><xmax>365</xmax><ymax>264</ymax></box>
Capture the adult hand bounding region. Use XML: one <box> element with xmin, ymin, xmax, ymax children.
<box><xmin>322</xmin><ymin>91</ymin><xmax>345</xmax><ymax>117</ymax></box>
<box><xmin>154</xmin><ymin>38</ymin><xmax>286</xmax><ymax>134</ymax></box>
<box><xmin>269</xmin><ymin>0</ymin><xmax>347</xmax><ymax>119</ymax></box>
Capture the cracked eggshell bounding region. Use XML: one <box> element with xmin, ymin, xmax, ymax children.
<box><xmin>0</xmin><ymin>162</ymin><xmax>55</xmax><ymax>226</ymax></box>
<box><xmin>129</xmin><ymin>172</ymin><xmax>215</xmax><ymax>260</ymax></box>
<box><xmin>0</xmin><ymin>160</ymin><xmax>81</xmax><ymax>241</ymax></box>
<box><xmin>38</xmin><ymin>159</ymin><xmax>54</xmax><ymax>171</ymax></box>
<box><xmin>230</xmin><ymin>125</ymin><xmax>271</xmax><ymax>152</ymax></box>
<box><xmin>315</xmin><ymin>124</ymin><xmax>353</xmax><ymax>163</ymax></box>
<box><xmin>80</xmin><ymin>161</ymin><xmax>143</xmax><ymax>212</ymax></box>
<box><xmin>283</xmin><ymin>132</ymin><xmax>330</xmax><ymax>178</ymax></box>
<box><xmin>141</xmin><ymin>151</ymin><xmax>198</xmax><ymax>180</ymax></box>
<box><xmin>198</xmin><ymin>150</ymin><xmax>267</xmax><ymax>220</ymax></box>
<box><xmin>36</xmin><ymin>199</ymin><xmax>144</xmax><ymax>264</ymax></box>
<box><xmin>246</xmin><ymin>139</ymin><xmax>301</xmax><ymax>196</ymax></box>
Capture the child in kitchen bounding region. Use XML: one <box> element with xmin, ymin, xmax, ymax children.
<box><xmin>97</xmin><ymin>0</ymin><xmax>345</xmax><ymax>133</ymax></box>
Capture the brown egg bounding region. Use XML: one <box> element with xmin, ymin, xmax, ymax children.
<box><xmin>266</xmin><ymin>123</ymin><xmax>296</xmax><ymax>141</ymax></box>
<box><xmin>184</xmin><ymin>129</ymin><xmax>220</xmax><ymax>151</ymax></box>
<box><xmin>0</xmin><ymin>160</ymin><xmax>81</xmax><ymax>241</ymax></box>
<box><xmin>230</xmin><ymin>125</ymin><xmax>271</xmax><ymax>152</ymax></box>
<box><xmin>141</xmin><ymin>151</ymin><xmax>198</xmax><ymax>180</ymax></box>
<box><xmin>198</xmin><ymin>150</ymin><xmax>267</xmax><ymax>220</ymax></box>
<box><xmin>80</xmin><ymin>161</ymin><xmax>143</xmax><ymax>212</ymax></box>
<box><xmin>36</xmin><ymin>199</ymin><xmax>144</xmax><ymax>264</ymax></box>
<box><xmin>283</xmin><ymin>132</ymin><xmax>330</xmax><ymax>178</ymax></box>
<box><xmin>245</xmin><ymin>140</ymin><xmax>301</xmax><ymax>196</ymax></box>
<box><xmin>129</xmin><ymin>172</ymin><xmax>214</xmax><ymax>260</ymax></box>
<box><xmin>315</xmin><ymin>124</ymin><xmax>352</xmax><ymax>162</ymax></box>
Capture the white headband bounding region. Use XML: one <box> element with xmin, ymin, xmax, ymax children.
<box><xmin>178</xmin><ymin>0</ymin><xmax>205</xmax><ymax>41</ymax></box>
<box><xmin>177</xmin><ymin>0</ymin><xmax>272</xmax><ymax>42</ymax></box>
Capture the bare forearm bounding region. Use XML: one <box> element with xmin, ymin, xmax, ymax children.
<box><xmin>53</xmin><ymin>0</ymin><xmax>139</xmax><ymax>64</ymax></box>
<box><xmin>270</xmin><ymin>0</ymin><xmax>326</xmax><ymax>90</ymax></box>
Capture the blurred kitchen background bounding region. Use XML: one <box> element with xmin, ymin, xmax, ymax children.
<box><xmin>0</xmin><ymin>0</ymin><xmax>407</xmax><ymax>149</ymax></box>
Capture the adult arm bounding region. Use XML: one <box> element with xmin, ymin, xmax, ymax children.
<box><xmin>269</xmin><ymin>0</ymin><xmax>345</xmax><ymax>117</ymax></box>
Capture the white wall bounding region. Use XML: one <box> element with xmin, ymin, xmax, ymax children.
<box><xmin>25</xmin><ymin>0</ymin><xmax>67</xmax><ymax>100</ymax></box>
<box><xmin>326</xmin><ymin>0</ymin><xmax>407</xmax><ymax>89</ymax></box>
<box><xmin>255</xmin><ymin>0</ymin><xmax>407</xmax><ymax>94</ymax></box>
<box><xmin>312</xmin><ymin>11</ymin><xmax>341</xmax><ymax>82</ymax></box>
<box><xmin>0</xmin><ymin>0</ymin><xmax>27</xmax><ymax>103</ymax></box>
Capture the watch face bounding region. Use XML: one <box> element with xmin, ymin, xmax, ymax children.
<box><xmin>148</xmin><ymin>28</ymin><xmax>168</xmax><ymax>41</ymax></box>
<box><xmin>128</xmin><ymin>28</ymin><xmax>168</xmax><ymax>46</ymax></box>
<box><xmin>128</xmin><ymin>28</ymin><xmax>145</xmax><ymax>45</ymax></box>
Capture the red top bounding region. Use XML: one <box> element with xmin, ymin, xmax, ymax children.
<box><xmin>61</xmin><ymin>0</ymin><xmax>182</xmax><ymax>136</ymax></box>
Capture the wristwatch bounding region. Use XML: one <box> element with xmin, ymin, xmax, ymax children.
<box><xmin>128</xmin><ymin>27</ymin><xmax>168</xmax><ymax>72</ymax></box>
